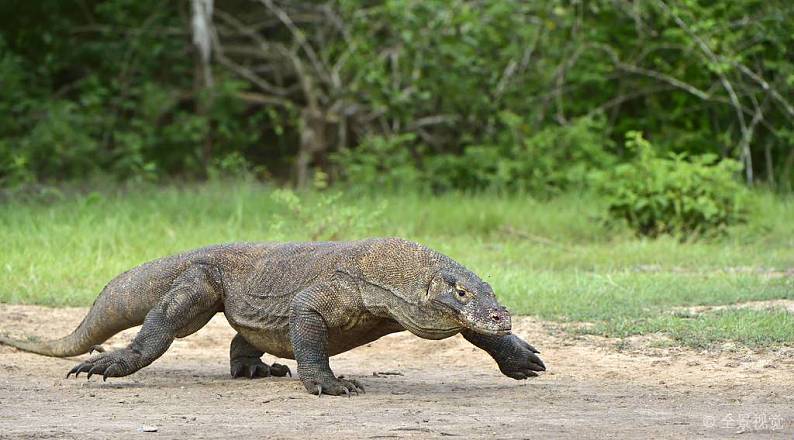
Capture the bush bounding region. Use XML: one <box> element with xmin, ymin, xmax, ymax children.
<box><xmin>596</xmin><ymin>131</ymin><xmax>748</xmax><ymax>237</ymax></box>
<box><xmin>333</xmin><ymin>114</ymin><xmax>615</xmax><ymax>194</ymax></box>
<box><xmin>426</xmin><ymin>113</ymin><xmax>615</xmax><ymax>194</ymax></box>
<box><xmin>331</xmin><ymin>134</ymin><xmax>423</xmax><ymax>192</ymax></box>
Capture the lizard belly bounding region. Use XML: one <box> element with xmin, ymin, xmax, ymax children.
<box><xmin>326</xmin><ymin>316</ymin><xmax>405</xmax><ymax>356</ymax></box>
<box><xmin>227</xmin><ymin>315</ymin><xmax>404</xmax><ymax>359</ymax></box>
<box><xmin>233</xmin><ymin>324</ymin><xmax>295</xmax><ymax>359</ymax></box>
<box><xmin>223</xmin><ymin>306</ymin><xmax>295</xmax><ymax>358</ymax></box>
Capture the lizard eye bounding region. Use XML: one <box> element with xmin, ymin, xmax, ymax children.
<box><xmin>454</xmin><ymin>288</ymin><xmax>470</xmax><ymax>302</ymax></box>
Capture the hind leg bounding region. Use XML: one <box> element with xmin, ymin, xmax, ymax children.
<box><xmin>67</xmin><ymin>264</ymin><xmax>222</xmax><ymax>380</ymax></box>
<box><xmin>229</xmin><ymin>334</ymin><xmax>291</xmax><ymax>378</ymax></box>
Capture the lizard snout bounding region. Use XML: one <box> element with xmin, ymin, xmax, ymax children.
<box><xmin>487</xmin><ymin>307</ymin><xmax>512</xmax><ymax>333</ymax></box>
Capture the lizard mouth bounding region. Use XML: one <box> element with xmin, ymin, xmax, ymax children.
<box><xmin>395</xmin><ymin>305</ymin><xmax>463</xmax><ymax>339</ymax></box>
<box><xmin>468</xmin><ymin>321</ymin><xmax>511</xmax><ymax>337</ymax></box>
<box><xmin>431</xmin><ymin>299</ymin><xmax>511</xmax><ymax>336</ymax></box>
<box><xmin>480</xmin><ymin>326</ymin><xmax>512</xmax><ymax>336</ymax></box>
<box><xmin>400</xmin><ymin>318</ymin><xmax>462</xmax><ymax>340</ymax></box>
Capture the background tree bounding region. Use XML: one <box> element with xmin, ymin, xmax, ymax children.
<box><xmin>1</xmin><ymin>0</ymin><xmax>791</xmax><ymax>190</ymax></box>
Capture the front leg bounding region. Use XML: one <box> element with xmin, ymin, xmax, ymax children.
<box><xmin>462</xmin><ymin>331</ymin><xmax>546</xmax><ymax>379</ymax></box>
<box><xmin>289</xmin><ymin>284</ymin><xmax>365</xmax><ymax>396</ymax></box>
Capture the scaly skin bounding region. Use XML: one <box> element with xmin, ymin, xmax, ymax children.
<box><xmin>0</xmin><ymin>238</ymin><xmax>545</xmax><ymax>396</ymax></box>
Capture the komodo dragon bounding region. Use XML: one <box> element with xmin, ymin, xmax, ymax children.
<box><xmin>0</xmin><ymin>238</ymin><xmax>545</xmax><ymax>396</ymax></box>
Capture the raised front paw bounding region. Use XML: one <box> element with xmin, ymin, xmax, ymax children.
<box><xmin>66</xmin><ymin>348</ymin><xmax>141</xmax><ymax>381</ymax></box>
<box><xmin>230</xmin><ymin>357</ymin><xmax>292</xmax><ymax>379</ymax></box>
<box><xmin>499</xmin><ymin>335</ymin><xmax>546</xmax><ymax>380</ymax></box>
<box><xmin>301</xmin><ymin>375</ymin><xmax>366</xmax><ymax>397</ymax></box>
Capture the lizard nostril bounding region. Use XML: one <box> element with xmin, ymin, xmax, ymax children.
<box><xmin>491</xmin><ymin>313</ymin><xmax>501</xmax><ymax>322</ymax></box>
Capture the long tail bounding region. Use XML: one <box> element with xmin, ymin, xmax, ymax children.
<box><xmin>0</xmin><ymin>256</ymin><xmax>184</xmax><ymax>357</ymax></box>
<box><xmin>0</xmin><ymin>299</ymin><xmax>136</xmax><ymax>357</ymax></box>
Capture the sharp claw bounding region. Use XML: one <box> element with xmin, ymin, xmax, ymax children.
<box><xmin>520</xmin><ymin>339</ymin><xmax>540</xmax><ymax>354</ymax></box>
<box><xmin>103</xmin><ymin>364</ymin><xmax>118</xmax><ymax>382</ymax></box>
<box><xmin>353</xmin><ymin>381</ymin><xmax>365</xmax><ymax>393</ymax></box>
<box><xmin>66</xmin><ymin>365</ymin><xmax>80</xmax><ymax>379</ymax></box>
<box><xmin>86</xmin><ymin>366</ymin><xmax>101</xmax><ymax>380</ymax></box>
<box><xmin>525</xmin><ymin>350</ymin><xmax>546</xmax><ymax>371</ymax></box>
<box><xmin>248</xmin><ymin>365</ymin><xmax>257</xmax><ymax>379</ymax></box>
<box><xmin>89</xmin><ymin>345</ymin><xmax>106</xmax><ymax>354</ymax></box>
<box><xmin>317</xmin><ymin>385</ymin><xmax>322</xmax><ymax>397</ymax></box>
<box><xmin>277</xmin><ymin>364</ymin><xmax>291</xmax><ymax>377</ymax></box>
<box><xmin>74</xmin><ymin>364</ymin><xmax>89</xmax><ymax>378</ymax></box>
<box><xmin>344</xmin><ymin>387</ymin><xmax>351</xmax><ymax>398</ymax></box>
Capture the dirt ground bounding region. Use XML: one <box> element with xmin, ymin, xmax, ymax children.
<box><xmin>1</xmin><ymin>304</ymin><xmax>792</xmax><ymax>439</ymax></box>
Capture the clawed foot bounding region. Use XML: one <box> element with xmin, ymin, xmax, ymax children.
<box><xmin>66</xmin><ymin>348</ymin><xmax>140</xmax><ymax>381</ymax></box>
<box><xmin>304</xmin><ymin>375</ymin><xmax>366</xmax><ymax>397</ymax></box>
<box><xmin>500</xmin><ymin>335</ymin><xmax>546</xmax><ymax>380</ymax></box>
<box><xmin>230</xmin><ymin>357</ymin><xmax>291</xmax><ymax>379</ymax></box>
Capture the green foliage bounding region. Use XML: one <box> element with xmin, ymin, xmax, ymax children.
<box><xmin>268</xmin><ymin>189</ymin><xmax>386</xmax><ymax>240</ymax></box>
<box><xmin>0</xmin><ymin>4</ymin><xmax>271</xmax><ymax>185</ymax></box>
<box><xmin>1</xmin><ymin>0</ymin><xmax>793</xmax><ymax>192</ymax></box>
<box><xmin>426</xmin><ymin>114</ymin><xmax>615</xmax><ymax>193</ymax></box>
<box><xmin>597</xmin><ymin>131</ymin><xmax>749</xmax><ymax>237</ymax></box>
<box><xmin>333</xmin><ymin>115</ymin><xmax>614</xmax><ymax>194</ymax></box>
<box><xmin>331</xmin><ymin>134</ymin><xmax>423</xmax><ymax>192</ymax></box>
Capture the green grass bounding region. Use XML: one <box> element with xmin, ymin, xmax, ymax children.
<box><xmin>1</xmin><ymin>181</ymin><xmax>793</xmax><ymax>349</ymax></box>
<box><xmin>586</xmin><ymin>309</ymin><xmax>794</xmax><ymax>349</ymax></box>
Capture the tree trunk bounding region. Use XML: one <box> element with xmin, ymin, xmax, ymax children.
<box><xmin>295</xmin><ymin>107</ymin><xmax>328</xmax><ymax>188</ymax></box>
<box><xmin>191</xmin><ymin>0</ymin><xmax>214</xmax><ymax>174</ymax></box>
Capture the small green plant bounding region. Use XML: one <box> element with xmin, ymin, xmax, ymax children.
<box><xmin>597</xmin><ymin>131</ymin><xmax>748</xmax><ymax>238</ymax></box>
<box><xmin>207</xmin><ymin>151</ymin><xmax>254</xmax><ymax>181</ymax></box>
<box><xmin>268</xmin><ymin>189</ymin><xmax>386</xmax><ymax>240</ymax></box>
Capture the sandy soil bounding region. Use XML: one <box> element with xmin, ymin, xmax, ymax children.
<box><xmin>681</xmin><ymin>299</ymin><xmax>794</xmax><ymax>314</ymax></box>
<box><xmin>1</xmin><ymin>304</ymin><xmax>792</xmax><ymax>439</ymax></box>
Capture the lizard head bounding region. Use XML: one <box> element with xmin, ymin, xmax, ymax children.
<box><xmin>356</xmin><ymin>238</ymin><xmax>512</xmax><ymax>339</ymax></box>
<box><xmin>425</xmin><ymin>268</ymin><xmax>512</xmax><ymax>336</ymax></box>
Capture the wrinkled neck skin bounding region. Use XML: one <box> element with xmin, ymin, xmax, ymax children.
<box><xmin>360</xmin><ymin>279</ymin><xmax>463</xmax><ymax>340</ymax></box>
<box><xmin>353</xmin><ymin>238</ymin><xmax>466</xmax><ymax>339</ymax></box>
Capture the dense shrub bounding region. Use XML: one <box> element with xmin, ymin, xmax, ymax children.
<box><xmin>333</xmin><ymin>114</ymin><xmax>615</xmax><ymax>194</ymax></box>
<box><xmin>596</xmin><ymin>132</ymin><xmax>749</xmax><ymax>237</ymax></box>
<box><xmin>331</xmin><ymin>134</ymin><xmax>423</xmax><ymax>192</ymax></box>
<box><xmin>425</xmin><ymin>114</ymin><xmax>615</xmax><ymax>194</ymax></box>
